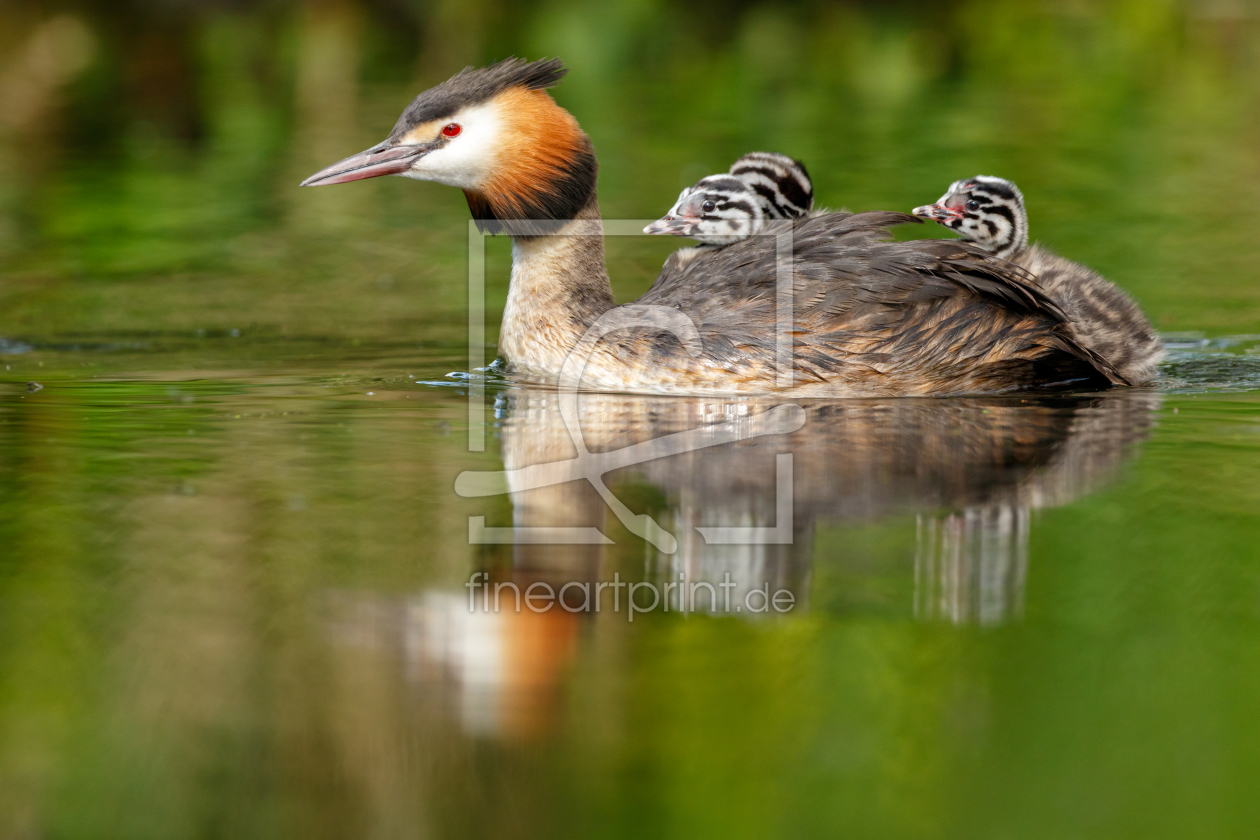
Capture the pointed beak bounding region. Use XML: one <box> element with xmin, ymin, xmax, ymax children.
<box><xmin>643</xmin><ymin>215</ymin><xmax>698</xmax><ymax>237</ymax></box>
<box><xmin>912</xmin><ymin>203</ymin><xmax>960</xmax><ymax>223</ymax></box>
<box><xmin>300</xmin><ymin>141</ymin><xmax>430</xmax><ymax>187</ymax></box>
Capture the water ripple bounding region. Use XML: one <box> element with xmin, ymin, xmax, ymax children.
<box><xmin>1158</xmin><ymin>334</ymin><xmax>1260</xmax><ymax>393</ymax></box>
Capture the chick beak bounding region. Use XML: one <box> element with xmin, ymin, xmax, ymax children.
<box><xmin>300</xmin><ymin>141</ymin><xmax>429</xmax><ymax>187</ymax></box>
<box><xmin>912</xmin><ymin>203</ymin><xmax>959</xmax><ymax>223</ymax></box>
<box><xmin>643</xmin><ymin>215</ymin><xmax>698</xmax><ymax>237</ymax></box>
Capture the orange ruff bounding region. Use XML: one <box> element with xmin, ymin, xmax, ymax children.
<box><xmin>473</xmin><ymin>87</ymin><xmax>589</xmax><ymax>218</ymax></box>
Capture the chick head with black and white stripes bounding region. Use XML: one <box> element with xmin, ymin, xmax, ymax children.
<box><xmin>643</xmin><ymin>175</ymin><xmax>765</xmax><ymax>245</ymax></box>
<box><xmin>645</xmin><ymin>152</ymin><xmax>813</xmax><ymax>245</ymax></box>
<box><xmin>727</xmin><ymin>151</ymin><xmax>813</xmax><ymax>220</ymax></box>
<box><xmin>913</xmin><ymin>176</ymin><xmax>1029</xmax><ymax>260</ymax></box>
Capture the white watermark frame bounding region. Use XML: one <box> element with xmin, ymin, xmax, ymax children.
<box><xmin>455</xmin><ymin>219</ymin><xmax>803</xmax><ymax>553</ymax></box>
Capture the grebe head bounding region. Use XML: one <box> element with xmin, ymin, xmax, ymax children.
<box><xmin>301</xmin><ymin>58</ymin><xmax>597</xmax><ymax>237</ymax></box>
<box><xmin>644</xmin><ymin>153</ymin><xmax>812</xmax><ymax>245</ymax></box>
<box><xmin>913</xmin><ymin>175</ymin><xmax>1029</xmax><ymax>260</ymax></box>
<box><xmin>643</xmin><ymin>175</ymin><xmax>764</xmax><ymax>245</ymax></box>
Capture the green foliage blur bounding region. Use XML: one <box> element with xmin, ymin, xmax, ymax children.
<box><xmin>2</xmin><ymin>0</ymin><xmax>1259</xmax><ymax>342</ymax></box>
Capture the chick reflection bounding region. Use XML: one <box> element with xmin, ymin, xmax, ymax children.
<box><xmin>914</xmin><ymin>505</ymin><xmax>1029</xmax><ymax>625</ymax></box>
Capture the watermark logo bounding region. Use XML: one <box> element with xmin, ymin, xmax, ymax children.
<box><xmin>465</xmin><ymin>571</ymin><xmax>796</xmax><ymax>621</ymax></box>
<box><xmin>453</xmin><ymin>219</ymin><xmax>803</xmax><ymax>554</ymax></box>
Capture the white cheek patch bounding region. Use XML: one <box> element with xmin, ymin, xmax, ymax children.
<box><xmin>402</xmin><ymin>101</ymin><xmax>502</xmax><ymax>190</ymax></box>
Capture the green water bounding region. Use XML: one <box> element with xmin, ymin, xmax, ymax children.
<box><xmin>4</xmin><ymin>1</ymin><xmax>1260</xmax><ymax>838</ymax></box>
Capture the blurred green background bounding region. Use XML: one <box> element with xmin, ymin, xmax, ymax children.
<box><xmin>2</xmin><ymin>0</ymin><xmax>1259</xmax><ymax>342</ymax></box>
<box><xmin>4</xmin><ymin>2</ymin><xmax>1260</xmax><ymax>840</ymax></box>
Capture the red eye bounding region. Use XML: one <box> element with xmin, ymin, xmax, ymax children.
<box><xmin>442</xmin><ymin>123</ymin><xmax>461</xmax><ymax>138</ymax></box>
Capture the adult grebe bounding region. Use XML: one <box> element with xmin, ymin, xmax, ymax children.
<box><xmin>301</xmin><ymin>58</ymin><xmax>1123</xmax><ymax>396</ymax></box>
<box><xmin>914</xmin><ymin>176</ymin><xmax>1162</xmax><ymax>385</ymax></box>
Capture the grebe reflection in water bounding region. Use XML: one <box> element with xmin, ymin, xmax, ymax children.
<box><xmin>328</xmin><ymin>389</ymin><xmax>1158</xmax><ymax>737</ymax></box>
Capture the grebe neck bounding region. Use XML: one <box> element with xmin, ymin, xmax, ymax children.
<box><xmin>498</xmin><ymin>193</ymin><xmax>616</xmax><ymax>375</ymax></box>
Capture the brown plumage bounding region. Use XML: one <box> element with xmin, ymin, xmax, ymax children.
<box><xmin>302</xmin><ymin>59</ymin><xmax>1131</xmax><ymax>396</ymax></box>
<box><xmin>620</xmin><ymin>212</ymin><xmax>1124</xmax><ymax>395</ymax></box>
<box><xmin>1018</xmin><ymin>246</ymin><xmax>1162</xmax><ymax>386</ymax></box>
